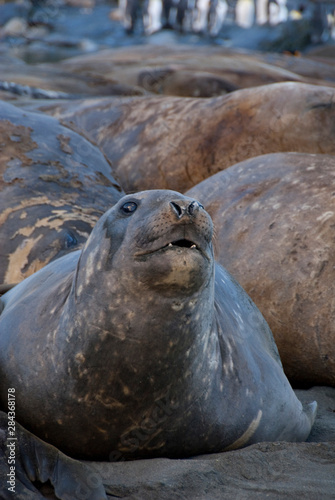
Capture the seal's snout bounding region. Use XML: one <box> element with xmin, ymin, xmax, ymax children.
<box><xmin>170</xmin><ymin>200</ymin><xmax>203</xmax><ymax>219</ymax></box>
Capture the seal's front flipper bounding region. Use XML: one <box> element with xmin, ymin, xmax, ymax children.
<box><xmin>0</xmin><ymin>411</ymin><xmax>107</xmax><ymax>500</ymax></box>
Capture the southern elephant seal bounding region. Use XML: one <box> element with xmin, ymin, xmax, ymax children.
<box><xmin>40</xmin><ymin>82</ymin><xmax>335</xmax><ymax>192</ymax></box>
<box><xmin>186</xmin><ymin>152</ymin><xmax>335</xmax><ymax>387</ymax></box>
<box><xmin>0</xmin><ymin>100</ymin><xmax>123</xmax><ymax>285</ymax></box>
<box><xmin>0</xmin><ymin>190</ymin><xmax>316</xmax><ymax>460</ymax></box>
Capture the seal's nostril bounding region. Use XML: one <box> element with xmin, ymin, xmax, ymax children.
<box><xmin>188</xmin><ymin>201</ymin><xmax>203</xmax><ymax>215</ymax></box>
<box><xmin>170</xmin><ymin>201</ymin><xmax>183</xmax><ymax>218</ymax></box>
<box><xmin>188</xmin><ymin>202</ymin><xmax>197</xmax><ymax>216</ymax></box>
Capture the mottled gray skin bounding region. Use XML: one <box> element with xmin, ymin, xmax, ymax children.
<box><xmin>0</xmin><ymin>190</ymin><xmax>316</xmax><ymax>461</ymax></box>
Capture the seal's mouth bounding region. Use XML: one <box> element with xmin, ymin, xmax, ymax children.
<box><xmin>163</xmin><ymin>239</ymin><xmax>198</xmax><ymax>250</ymax></box>
<box><xmin>134</xmin><ymin>220</ymin><xmax>212</xmax><ymax>261</ymax></box>
<box><xmin>135</xmin><ymin>233</ymin><xmax>211</xmax><ymax>261</ymax></box>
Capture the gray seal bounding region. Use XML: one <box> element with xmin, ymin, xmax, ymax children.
<box><xmin>0</xmin><ymin>190</ymin><xmax>316</xmax><ymax>460</ymax></box>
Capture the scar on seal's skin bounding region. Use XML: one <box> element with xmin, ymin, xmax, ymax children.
<box><xmin>224</xmin><ymin>409</ymin><xmax>263</xmax><ymax>451</ymax></box>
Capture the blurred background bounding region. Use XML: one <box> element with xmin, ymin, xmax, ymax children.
<box><xmin>1</xmin><ymin>0</ymin><xmax>335</xmax><ymax>64</ymax></box>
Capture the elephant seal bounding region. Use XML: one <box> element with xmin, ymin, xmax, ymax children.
<box><xmin>0</xmin><ymin>100</ymin><xmax>124</xmax><ymax>285</ymax></box>
<box><xmin>186</xmin><ymin>152</ymin><xmax>335</xmax><ymax>387</ymax></box>
<box><xmin>41</xmin><ymin>82</ymin><xmax>335</xmax><ymax>193</ymax></box>
<box><xmin>0</xmin><ymin>190</ymin><xmax>316</xmax><ymax>461</ymax></box>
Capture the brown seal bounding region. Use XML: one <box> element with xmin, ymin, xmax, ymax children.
<box><xmin>57</xmin><ymin>44</ymin><xmax>333</xmax><ymax>93</ymax></box>
<box><xmin>0</xmin><ymin>190</ymin><xmax>316</xmax><ymax>461</ymax></box>
<box><xmin>40</xmin><ymin>82</ymin><xmax>335</xmax><ymax>192</ymax></box>
<box><xmin>0</xmin><ymin>100</ymin><xmax>124</xmax><ymax>285</ymax></box>
<box><xmin>187</xmin><ymin>152</ymin><xmax>335</xmax><ymax>387</ymax></box>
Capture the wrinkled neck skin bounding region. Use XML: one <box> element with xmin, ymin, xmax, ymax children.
<box><xmin>55</xmin><ymin>215</ymin><xmax>217</xmax><ymax>407</ymax></box>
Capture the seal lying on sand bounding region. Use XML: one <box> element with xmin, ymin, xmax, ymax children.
<box><xmin>186</xmin><ymin>152</ymin><xmax>335</xmax><ymax>387</ymax></box>
<box><xmin>0</xmin><ymin>190</ymin><xmax>316</xmax><ymax>460</ymax></box>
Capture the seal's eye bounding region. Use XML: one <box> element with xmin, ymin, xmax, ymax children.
<box><xmin>121</xmin><ymin>201</ymin><xmax>137</xmax><ymax>214</ymax></box>
<box><xmin>64</xmin><ymin>232</ymin><xmax>78</xmax><ymax>249</ymax></box>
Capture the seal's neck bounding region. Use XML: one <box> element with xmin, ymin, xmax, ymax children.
<box><xmin>60</xmin><ymin>274</ymin><xmax>217</xmax><ymax>398</ymax></box>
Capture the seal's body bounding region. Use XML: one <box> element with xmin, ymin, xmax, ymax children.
<box><xmin>0</xmin><ymin>100</ymin><xmax>123</xmax><ymax>285</ymax></box>
<box><xmin>187</xmin><ymin>152</ymin><xmax>335</xmax><ymax>387</ymax></box>
<box><xmin>0</xmin><ymin>190</ymin><xmax>316</xmax><ymax>460</ymax></box>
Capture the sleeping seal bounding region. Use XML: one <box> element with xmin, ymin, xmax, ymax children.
<box><xmin>0</xmin><ymin>190</ymin><xmax>316</xmax><ymax>460</ymax></box>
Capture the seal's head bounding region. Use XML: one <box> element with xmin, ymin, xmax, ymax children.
<box><xmin>75</xmin><ymin>190</ymin><xmax>214</xmax><ymax>300</ymax></box>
